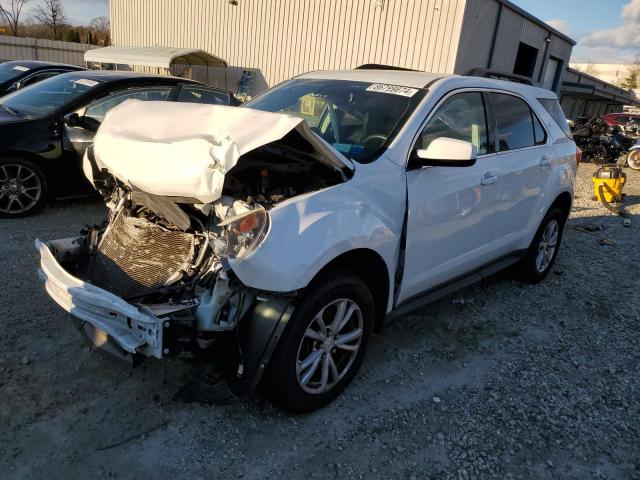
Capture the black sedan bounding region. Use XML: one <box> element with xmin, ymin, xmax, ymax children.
<box><xmin>0</xmin><ymin>60</ymin><xmax>86</xmax><ymax>96</ymax></box>
<box><xmin>0</xmin><ymin>70</ymin><xmax>238</xmax><ymax>217</ymax></box>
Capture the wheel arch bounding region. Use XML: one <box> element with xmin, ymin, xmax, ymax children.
<box><xmin>549</xmin><ymin>190</ymin><xmax>572</xmax><ymax>223</ymax></box>
<box><xmin>306</xmin><ymin>248</ymin><xmax>390</xmax><ymax>332</ymax></box>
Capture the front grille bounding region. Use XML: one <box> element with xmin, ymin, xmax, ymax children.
<box><xmin>88</xmin><ymin>213</ymin><xmax>195</xmax><ymax>298</ymax></box>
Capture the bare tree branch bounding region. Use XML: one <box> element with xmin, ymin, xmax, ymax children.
<box><xmin>0</xmin><ymin>0</ymin><xmax>30</xmax><ymax>36</ymax></box>
<box><xmin>32</xmin><ymin>0</ymin><xmax>66</xmax><ymax>40</ymax></box>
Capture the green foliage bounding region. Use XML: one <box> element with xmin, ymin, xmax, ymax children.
<box><xmin>620</xmin><ymin>67</ymin><xmax>639</xmax><ymax>91</ymax></box>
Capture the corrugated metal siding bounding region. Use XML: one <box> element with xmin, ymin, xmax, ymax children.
<box><xmin>0</xmin><ymin>35</ymin><xmax>97</xmax><ymax>65</ymax></box>
<box><xmin>110</xmin><ymin>0</ymin><xmax>467</xmax><ymax>93</ymax></box>
<box><xmin>453</xmin><ymin>0</ymin><xmax>499</xmax><ymax>73</ymax></box>
<box><xmin>455</xmin><ymin>0</ymin><xmax>573</xmax><ymax>89</ymax></box>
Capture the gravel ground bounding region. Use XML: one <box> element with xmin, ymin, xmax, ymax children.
<box><xmin>1</xmin><ymin>165</ymin><xmax>639</xmax><ymax>479</ymax></box>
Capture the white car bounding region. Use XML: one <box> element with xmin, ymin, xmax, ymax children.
<box><xmin>37</xmin><ymin>69</ymin><xmax>578</xmax><ymax>412</ymax></box>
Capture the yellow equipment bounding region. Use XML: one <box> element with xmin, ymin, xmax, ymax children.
<box><xmin>592</xmin><ymin>165</ymin><xmax>626</xmax><ymax>203</ymax></box>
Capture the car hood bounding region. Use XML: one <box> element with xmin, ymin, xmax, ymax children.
<box><xmin>91</xmin><ymin>100</ymin><xmax>353</xmax><ymax>204</ymax></box>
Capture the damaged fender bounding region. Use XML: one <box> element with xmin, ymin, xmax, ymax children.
<box><xmin>229</xmin><ymin>156</ymin><xmax>407</xmax><ymax>312</ymax></box>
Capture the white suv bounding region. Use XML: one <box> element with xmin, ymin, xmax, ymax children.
<box><xmin>37</xmin><ymin>69</ymin><xmax>577</xmax><ymax>412</ymax></box>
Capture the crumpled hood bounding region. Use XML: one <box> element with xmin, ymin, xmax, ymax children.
<box><xmin>89</xmin><ymin>100</ymin><xmax>352</xmax><ymax>204</ymax></box>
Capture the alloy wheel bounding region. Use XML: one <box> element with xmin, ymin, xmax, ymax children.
<box><xmin>0</xmin><ymin>163</ymin><xmax>42</xmax><ymax>215</ymax></box>
<box><xmin>536</xmin><ymin>219</ymin><xmax>559</xmax><ymax>272</ymax></box>
<box><xmin>628</xmin><ymin>151</ymin><xmax>640</xmax><ymax>170</ymax></box>
<box><xmin>295</xmin><ymin>298</ymin><xmax>364</xmax><ymax>395</ymax></box>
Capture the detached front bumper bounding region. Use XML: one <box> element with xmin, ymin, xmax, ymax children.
<box><xmin>35</xmin><ymin>239</ymin><xmax>165</xmax><ymax>360</ymax></box>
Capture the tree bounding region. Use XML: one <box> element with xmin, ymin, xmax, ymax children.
<box><xmin>32</xmin><ymin>0</ymin><xmax>66</xmax><ymax>40</ymax></box>
<box><xmin>89</xmin><ymin>16</ymin><xmax>110</xmax><ymax>45</ymax></box>
<box><xmin>0</xmin><ymin>0</ymin><xmax>29</xmax><ymax>36</ymax></box>
<box><xmin>620</xmin><ymin>65</ymin><xmax>640</xmax><ymax>91</ymax></box>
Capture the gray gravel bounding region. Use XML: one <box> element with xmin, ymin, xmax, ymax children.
<box><xmin>1</xmin><ymin>166</ymin><xmax>639</xmax><ymax>479</ymax></box>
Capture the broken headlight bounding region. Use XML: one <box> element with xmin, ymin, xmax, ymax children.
<box><xmin>219</xmin><ymin>206</ymin><xmax>269</xmax><ymax>260</ymax></box>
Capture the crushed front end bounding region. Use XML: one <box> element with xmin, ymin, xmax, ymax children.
<box><xmin>36</xmin><ymin>101</ymin><xmax>350</xmax><ymax>388</ymax></box>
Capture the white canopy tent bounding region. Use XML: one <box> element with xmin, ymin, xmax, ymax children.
<box><xmin>84</xmin><ymin>46</ymin><xmax>228</xmax><ymax>86</ymax></box>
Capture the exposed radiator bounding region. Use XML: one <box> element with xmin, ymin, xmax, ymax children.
<box><xmin>88</xmin><ymin>213</ymin><xmax>195</xmax><ymax>298</ymax></box>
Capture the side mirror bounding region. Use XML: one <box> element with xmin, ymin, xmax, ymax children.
<box><xmin>64</xmin><ymin>112</ymin><xmax>82</xmax><ymax>127</ymax></box>
<box><xmin>411</xmin><ymin>137</ymin><xmax>477</xmax><ymax>168</ymax></box>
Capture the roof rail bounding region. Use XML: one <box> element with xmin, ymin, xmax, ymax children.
<box><xmin>464</xmin><ymin>68</ymin><xmax>533</xmax><ymax>85</ymax></box>
<box><xmin>356</xmin><ymin>64</ymin><xmax>418</xmax><ymax>71</ymax></box>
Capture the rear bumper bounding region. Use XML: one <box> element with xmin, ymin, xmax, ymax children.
<box><xmin>35</xmin><ymin>239</ymin><xmax>165</xmax><ymax>359</ymax></box>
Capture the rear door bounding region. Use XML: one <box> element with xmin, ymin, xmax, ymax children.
<box><xmin>487</xmin><ymin>92</ymin><xmax>552</xmax><ymax>252</ymax></box>
<box><xmin>397</xmin><ymin>90</ymin><xmax>503</xmax><ymax>303</ymax></box>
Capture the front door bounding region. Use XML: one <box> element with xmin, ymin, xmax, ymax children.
<box><xmin>397</xmin><ymin>91</ymin><xmax>502</xmax><ymax>304</ymax></box>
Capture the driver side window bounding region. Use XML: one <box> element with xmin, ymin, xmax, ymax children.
<box><xmin>419</xmin><ymin>92</ymin><xmax>489</xmax><ymax>155</ymax></box>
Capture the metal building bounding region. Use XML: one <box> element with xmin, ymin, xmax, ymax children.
<box><xmin>109</xmin><ymin>0</ymin><xmax>575</xmax><ymax>96</ymax></box>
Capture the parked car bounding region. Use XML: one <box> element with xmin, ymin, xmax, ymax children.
<box><xmin>603</xmin><ymin>112</ymin><xmax>640</xmax><ymax>128</ymax></box>
<box><xmin>36</xmin><ymin>70</ymin><xmax>577</xmax><ymax>412</ymax></box>
<box><xmin>0</xmin><ymin>70</ymin><xmax>239</xmax><ymax>217</ymax></box>
<box><xmin>0</xmin><ymin>60</ymin><xmax>85</xmax><ymax>96</ymax></box>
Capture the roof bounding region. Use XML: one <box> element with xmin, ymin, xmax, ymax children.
<box><xmin>497</xmin><ymin>0</ymin><xmax>576</xmax><ymax>46</ymax></box>
<box><xmin>562</xmin><ymin>67</ymin><xmax>640</xmax><ymax>106</ymax></box>
<box><xmin>59</xmin><ymin>69</ymin><xmax>202</xmax><ymax>84</ymax></box>
<box><xmin>2</xmin><ymin>60</ymin><xmax>83</xmax><ymax>69</ymax></box>
<box><xmin>297</xmin><ymin>69</ymin><xmax>448</xmax><ymax>88</ymax></box>
<box><xmin>84</xmin><ymin>46</ymin><xmax>227</xmax><ymax>69</ymax></box>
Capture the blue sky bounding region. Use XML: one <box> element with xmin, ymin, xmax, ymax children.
<box><xmin>512</xmin><ymin>0</ymin><xmax>640</xmax><ymax>63</ymax></box>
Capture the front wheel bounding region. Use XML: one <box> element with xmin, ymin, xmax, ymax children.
<box><xmin>513</xmin><ymin>207</ymin><xmax>566</xmax><ymax>284</ymax></box>
<box><xmin>263</xmin><ymin>270</ymin><xmax>374</xmax><ymax>413</ymax></box>
<box><xmin>0</xmin><ymin>157</ymin><xmax>48</xmax><ymax>218</ymax></box>
<box><xmin>627</xmin><ymin>150</ymin><xmax>640</xmax><ymax>170</ymax></box>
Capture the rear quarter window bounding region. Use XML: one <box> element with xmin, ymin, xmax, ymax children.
<box><xmin>538</xmin><ymin>98</ymin><xmax>572</xmax><ymax>139</ymax></box>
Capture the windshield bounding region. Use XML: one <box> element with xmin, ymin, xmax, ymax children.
<box><xmin>0</xmin><ymin>74</ymin><xmax>101</xmax><ymax>117</ymax></box>
<box><xmin>0</xmin><ymin>63</ymin><xmax>30</xmax><ymax>83</ymax></box>
<box><xmin>244</xmin><ymin>78</ymin><xmax>426</xmax><ymax>163</ymax></box>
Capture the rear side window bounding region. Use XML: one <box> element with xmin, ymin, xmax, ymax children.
<box><xmin>490</xmin><ymin>93</ymin><xmax>537</xmax><ymax>151</ymax></box>
<box><xmin>538</xmin><ymin>97</ymin><xmax>572</xmax><ymax>139</ymax></box>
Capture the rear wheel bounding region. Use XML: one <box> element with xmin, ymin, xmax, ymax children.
<box><xmin>263</xmin><ymin>270</ymin><xmax>374</xmax><ymax>413</ymax></box>
<box><xmin>627</xmin><ymin>150</ymin><xmax>640</xmax><ymax>170</ymax></box>
<box><xmin>513</xmin><ymin>207</ymin><xmax>566</xmax><ymax>284</ymax></box>
<box><xmin>0</xmin><ymin>157</ymin><xmax>48</xmax><ymax>218</ymax></box>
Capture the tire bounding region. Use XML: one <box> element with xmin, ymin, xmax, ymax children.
<box><xmin>513</xmin><ymin>207</ymin><xmax>566</xmax><ymax>284</ymax></box>
<box><xmin>0</xmin><ymin>157</ymin><xmax>48</xmax><ymax>218</ymax></box>
<box><xmin>263</xmin><ymin>269</ymin><xmax>374</xmax><ymax>413</ymax></box>
<box><xmin>627</xmin><ymin>150</ymin><xmax>640</xmax><ymax>171</ymax></box>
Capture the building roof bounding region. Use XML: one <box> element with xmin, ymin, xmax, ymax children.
<box><xmin>84</xmin><ymin>46</ymin><xmax>227</xmax><ymax>69</ymax></box>
<box><xmin>562</xmin><ymin>67</ymin><xmax>640</xmax><ymax>106</ymax></box>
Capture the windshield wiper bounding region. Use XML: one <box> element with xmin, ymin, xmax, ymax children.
<box><xmin>0</xmin><ymin>104</ymin><xmax>19</xmax><ymax>116</ymax></box>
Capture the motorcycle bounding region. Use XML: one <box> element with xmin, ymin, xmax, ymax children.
<box><xmin>572</xmin><ymin>119</ymin><xmax>617</xmax><ymax>164</ymax></box>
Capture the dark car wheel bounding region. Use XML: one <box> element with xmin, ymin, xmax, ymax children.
<box><xmin>0</xmin><ymin>157</ymin><xmax>48</xmax><ymax>218</ymax></box>
<box><xmin>263</xmin><ymin>270</ymin><xmax>374</xmax><ymax>413</ymax></box>
<box><xmin>513</xmin><ymin>207</ymin><xmax>566</xmax><ymax>284</ymax></box>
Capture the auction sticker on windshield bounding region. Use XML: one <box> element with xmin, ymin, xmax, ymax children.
<box><xmin>74</xmin><ymin>79</ymin><xmax>100</xmax><ymax>88</ymax></box>
<box><xmin>366</xmin><ymin>83</ymin><xmax>418</xmax><ymax>97</ymax></box>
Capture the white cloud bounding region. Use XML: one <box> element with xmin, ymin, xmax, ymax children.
<box><xmin>545</xmin><ymin>18</ymin><xmax>572</xmax><ymax>37</ymax></box>
<box><xmin>581</xmin><ymin>0</ymin><xmax>640</xmax><ymax>50</ymax></box>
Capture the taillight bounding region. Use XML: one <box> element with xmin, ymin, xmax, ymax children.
<box><xmin>575</xmin><ymin>146</ymin><xmax>582</xmax><ymax>167</ymax></box>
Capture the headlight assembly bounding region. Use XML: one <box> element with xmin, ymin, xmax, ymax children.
<box><xmin>218</xmin><ymin>206</ymin><xmax>269</xmax><ymax>260</ymax></box>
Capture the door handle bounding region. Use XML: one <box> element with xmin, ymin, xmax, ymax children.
<box><xmin>480</xmin><ymin>172</ymin><xmax>500</xmax><ymax>186</ymax></box>
<box><xmin>540</xmin><ymin>155</ymin><xmax>551</xmax><ymax>167</ymax></box>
